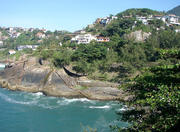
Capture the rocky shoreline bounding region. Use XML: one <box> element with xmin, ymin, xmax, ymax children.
<box><xmin>0</xmin><ymin>57</ymin><xmax>132</xmax><ymax>101</ymax></box>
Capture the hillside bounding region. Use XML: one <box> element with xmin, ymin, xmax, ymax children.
<box><xmin>117</xmin><ymin>8</ymin><xmax>164</xmax><ymax>17</ymax></box>
<box><xmin>167</xmin><ymin>5</ymin><xmax>180</xmax><ymax>16</ymax></box>
<box><xmin>85</xmin><ymin>8</ymin><xmax>165</xmax><ymax>36</ymax></box>
<box><xmin>0</xmin><ymin>7</ymin><xmax>180</xmax><ymax>132</ymax></box>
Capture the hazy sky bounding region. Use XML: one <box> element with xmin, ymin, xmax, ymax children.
<box><xmin>0</xmin><ymin>0</ymin><xmax>179</xmax><ymax>32</ymax></box>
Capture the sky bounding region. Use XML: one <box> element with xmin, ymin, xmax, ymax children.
<box><xmin>0</xmin><ymin>0</ymin><xmax>179</xmax><ymax>32</ymax></box>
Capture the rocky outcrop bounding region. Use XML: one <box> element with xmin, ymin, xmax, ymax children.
<box><xmin>125</xmin><ymin>30</ymin><xmax>151</xmax><ymax>42</ymax></box>
<box><xmin>0</xmin><ymin>57</ymin><xmax>132</xmax><ymax>101</ymax></box>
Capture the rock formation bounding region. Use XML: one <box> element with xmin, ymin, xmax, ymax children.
<box><xmin>0</xmin><ymin>57</ymin><xmax>131</xmax><ymax>101</ymax></box>
<box><xmin>124</xmin><ymin>30</ymin><xmax>151</xmax><ymax>42</ymax></box>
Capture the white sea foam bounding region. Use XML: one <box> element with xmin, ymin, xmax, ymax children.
<box><xmin>33</xmin><ymin>92</ymin><xmax>44</xmax><ymax>96</ymax></box>
<box><xmin>64</xmin><ymin>98</ymin><xmax>93</xmax><ymax>103</ymax></box>
<box><xmin>116</xmin><ymin>107</ymin><xmax>127</xmax><ymax>111</ymax></box>
<box><xmin>0</xmin><ymin>92</ymin><xmax>36</xmax><ymax>105</ymax></box>
<box><xmin>115</xmin><ymin>105</ymin><xmax>129</xmax><ymax>112</ymax></box>
<box><xmin>89</xmin><ymin>105</ymin><xmax>111</xmax><ymax>109</ymax></box>
<box><xmin>57</xmin><ymin>98</ymin><xmax>95</xmax><ymax>105</ymax></box>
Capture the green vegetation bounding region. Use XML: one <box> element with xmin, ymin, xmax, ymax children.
<box><xmin>117</xmin><ymin>8</ymin><xmax>164</xmax><ymax>17</ymax></box>
<box><xmin>0</xmin><ymin>8</ymin><xmax>180</xmax><ymax>131</ymax></box>
<box><xmin>100</xmin><ymin>18</ymin><xmax>135</xmax><ymax>37</ymax></box>
<box><xmin>116</xmin><ymin>49</ymin><xmax>180</xmax><ymax>131</ymax></box>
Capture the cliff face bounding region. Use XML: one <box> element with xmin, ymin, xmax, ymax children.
<box><xmin>125</xmin><ymin>30</ymin><xmax>151</xmax><ymax>42</ymax></box>
<box><xmin>0</xmin><ymin>57</ymin><xmax>131</xmax><ymax>101</ymax></box>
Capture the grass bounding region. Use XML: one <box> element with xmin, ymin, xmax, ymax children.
<box><xmin>75</xmin><ymin>85</ymin><xmax>88</xmax><ymax>90</ymax></box>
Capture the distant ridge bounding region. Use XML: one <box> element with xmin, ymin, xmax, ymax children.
<box><xmin>167</xmin><ymin>5</ymin><xmax>180</xmax><ymax>16</ymax></box>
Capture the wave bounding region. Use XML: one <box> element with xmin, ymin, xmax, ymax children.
<box><xmin>57</xmin><ymin>98</ymin><xmax>95</xmax><ymax>105</ymax></box>
<box><xmin>33</xmin><ymin>92</ymin><xmax>44</xmax><ymax>96</ymax></box>
<box><xmin>115</xmin><ymin>105</ymin><xmax>130</xmax><ymax>112</ymax></box>
<box><xmin>116</xmin><ymin>107</ymin><xmax>127</xmax><ymax>111</ymax></box>
<box><xmin>89</xmin><ymin>105</ymin><xmax>111</xmax><ymax>109</ymax></box>
<box><xmin>0</xmin><ymin>92</ymin><xmax>36</xmax><ymax>105</ymax></box>
<box><xmin>0</xmin><ymin>92</ymin><xmax>60</xmax><ymax>109</ymax></box>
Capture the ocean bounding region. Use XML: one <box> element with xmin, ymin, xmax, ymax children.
<box><xmin>0</xmin><ymin>67</ymin><xmax>129</xmax><ymax>132</ymax></box>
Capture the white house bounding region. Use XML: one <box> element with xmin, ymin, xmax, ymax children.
<box><xmin>59</xmin><ymin>42</ymin><xmax>62</xmax><ymax>46</ymax></box>
<box><xmin>112</xmin><ymin>16</ymin><xmax>118</xmax><ymax>20</ymax></box>
<box><xmin>175</xmin><ymin>29</ymin><xmax>180</xmax><ymax>33</ymax></box>
<box><xmin>165</xmin><ymin>14</ymin><xmax>179</xmax><ymax>24</ymax></box>
<box><xmin>154</xmin><ymin>15</ymin><xmax>163</xmax><ymax>20</ymax></box>
<box><xmin>96</xmin><ymin>36</ymin><xmax>110</xmax><ymax>42</ymax></box>
<box><xmin>17</xmin><ymin>45</ymin><xmax>39</xmax><ymax>51</ymax></box>
<box><xmin>8</xmin><ymin>50</ymin><xmax>16</xmax><ymax>55</ymax></box>
<box><xmin>71</xmin><ymin>34</ymin><xmax>96</xmax><ymax>44</ymax></box>
<box><xmin>98</xmin><ymin>16</ymin><xmax>118</xmax><ymax>25</ymax></box>
<box><xmin>9</xmin><ymin>27</ymin><xmax>14</xmax><ymax>33</ymax></box>
<box><xmin>136</xmin><ymin>16</ymin><xmax>148</xmax><ymax>25</ymax></box>
<box><xmin>100</xmin><ymin>17</ymin><xmax>111</xmax><ymax>25</ymax></box>
<box><xmin>161</xmin><ymin>16</ymin><xmax>166</xmax><ymax>23</ymax></box>
<box><xmin>36</xmin><ymin>32</ymin><xmax>46</xmax><ymax>39</ymax></box>
<box><xmin>0</xmin><ymin>41</ymin><xmax>3</xmax><ymax>46</ymax></box>
<box><xmin>11</xmin><ymin>32</ymin><xmax>21</xmax><ymax>38</ymax></box>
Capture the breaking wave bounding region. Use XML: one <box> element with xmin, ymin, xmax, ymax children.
<box><xmin>89</xmin><ymin>105</ymin><xmax>111</xmax><ymax>109</ymax></box>
<box><xmin>57</xmin><ymin>98</ymin><xmax>95</xmax><ymax>105</ymax></box>
<box><xmin>33</xmin><ymin>92</ymin><xmax>44</xmax><ymax>96</ymax></box>
<box><xmin>0</xmin><ymin>92</ymin><xmax>36</xmax><ymax>105</ymax></box>
<box><xmin>0</xmin><ymin>89</ymin><xmax>128</xmax><ymax>112</ymax></box>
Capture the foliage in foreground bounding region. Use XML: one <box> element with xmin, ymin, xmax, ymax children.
<box><xmin>116</xmin><ymin>49</ymin><xmax>180</xmax><ymax>132</ymax></box>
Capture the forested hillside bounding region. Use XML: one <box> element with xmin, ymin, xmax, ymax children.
<box><xmin>168</xmin><ymin>5</ymin><xmax>180</xmax><ymax>16</ymax></box>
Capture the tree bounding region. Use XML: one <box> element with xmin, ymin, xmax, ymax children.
<box><xmin>72</xmin><ymin>43</ymin><xmax>107</xmax><ymax>63</ymax></box>
<box><xmin>52</xmin><ymin>49</ymin><xmax>72</xmax><ymax>67</ymax></box>
<box><xmin>117</xmin><ymin>49</ymin><xmax>180</xmax><ymax>132</ymax></box>
<box><xmin>100</xmin><ymin>18</ymin><xmax>135</xmax><ymax>37</ymax></box>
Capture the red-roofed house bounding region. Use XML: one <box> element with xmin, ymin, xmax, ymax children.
<box><xmin>96</xmin><ymin>36</ymin><xmax>110</xmax><ymax>42</ymax></box>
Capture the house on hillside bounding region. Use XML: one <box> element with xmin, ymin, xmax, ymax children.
<box><xmin>154</xmin><ymin>15</ymin><xmax>163</xmax><ymax>20</ymax></box>
<box><xmin>161</xmin><ymin>14</ymin><xmax>180</xmax><ymax>26</ymax></box>
<box><xmin>41</xmin><ymin>28</ymin><xmax>47</xmax><ymax>33</ymax></box>
<box><xmin>167</xmin><ymin>14</ymin><xmax>179</xmax><ymax>23</ymax></box>
<box><xmin>8</xmin><ymin>50</ymin><xmax>16</xmax><ymax>55</ymax></box>
<box><xmin>136</xmin><ymin>15</ymin><xmax>154</xmax><ymax>25</ymax></box>
<box><xmin>11</xmin><ymin>32</ymin><xmax>21</xmax><ymax>38</ymax></box>
<box><xmin>100</xmin><ymin>17</ymin><xmax>112</xmax><ymax>25</ymax></box>
<box><xmin>29</xmin><ymin>28</ymin><xmax>35</xmax><ymax>32</ymax></box>
<box><xmin>136</xmin><ymin>16</ymin><xmax>148</xmax><ymax>25</ymax></box>
<box><xmin>16</xmin><ymin>45</ymin><xmax>39</xmax><ymax>51</ymax></box>
<box><xmin>36</xmin><ymin>32</ymin><xmax>46</xmax><ymax>39</ymax></box>
<box><xmin>96</xmin><ymin>36</ymin><xmax>110</xmax><ymax>42</ymax></box>
<box><xmin>8</xmin><ymin>27</ymin><xmax>14</xmax><ymax>33</ymax></box>
<box><xmin>175</xmin><ymin>29</ymin><xmax>180</xmax><ymax>33</ymax></box>
<box><xmin>71</xmin><ymin>34</ymin><xmax>96</xmax><ymax>44</ymax></box>
<box><xmin>123</xmin><ymin>15</ymin><xmax>132</xmax><ymax>18</ymax></box>
<box><xmin>0</xmin><ymin>41</ymin><xmax>3</xmax><ymax>46</ymax></box>
<box><xmin>95</xmin><ymin>16</ymin><xmax>117</xmax><ymax>25</ymax></box>
<box><xmin>112</xmin><ymin>16</ymin><xmax>118</xmax><ymax>20</ymax></box>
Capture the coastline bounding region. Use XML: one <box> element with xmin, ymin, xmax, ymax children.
<box><xmin>0</xmin><ymin>57</ymin><xmax>133</xmax><ymax>101</ymax></box>
<box><xmin>0</xmin><ymin>78</ymin><xmax>131</xmax><ymax>101</ymax></box>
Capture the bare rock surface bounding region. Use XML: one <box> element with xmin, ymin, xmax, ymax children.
<box><xmin>125</xmin><ymin>30</ymin><xmax>151</xmax><ymax>42</ymax></box>
<box><xmin>0</xmin><ymin>57</ymin><xmax>132</xmax><ymax>101</ymax></box>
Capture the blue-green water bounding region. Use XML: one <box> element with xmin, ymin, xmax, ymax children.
<box><xmin>0</xmin><ymin>64</ymin><xmax>5</xmax><ymax>69</ymax></box>
<box><xmin>0</xmin><ymin>67</ymin><xmax>128</xmax><ymax>132</ymax></box>
<box><xmin>0</xmin><ymin>88</ymin><xmax>129</xmax><ymax>132</ymax></box>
